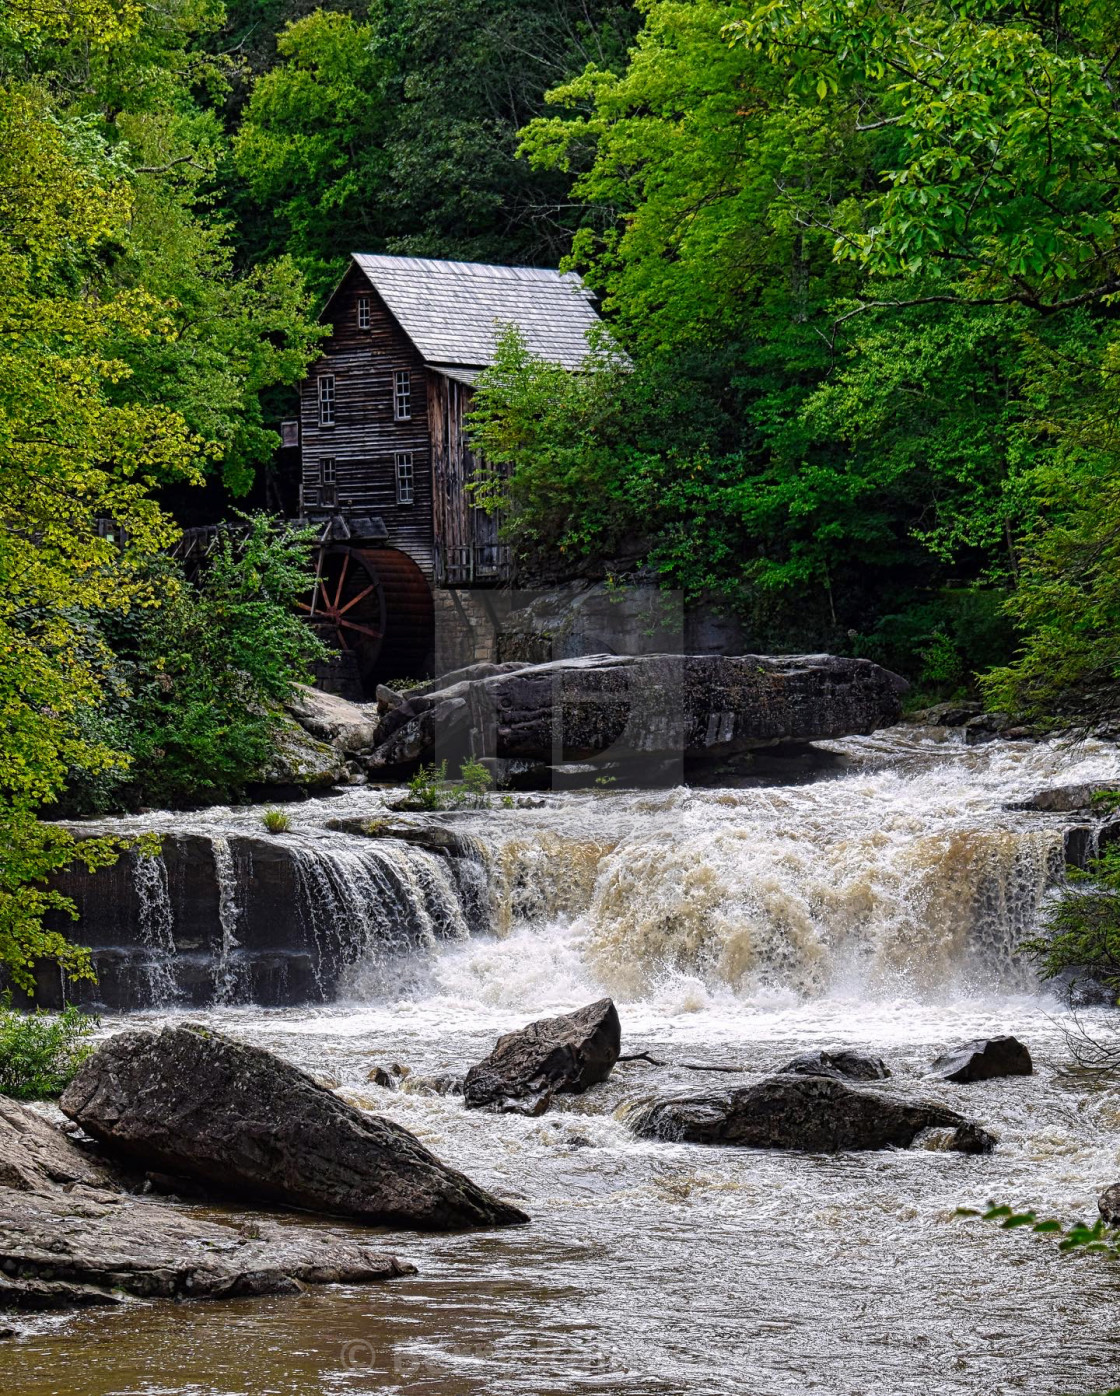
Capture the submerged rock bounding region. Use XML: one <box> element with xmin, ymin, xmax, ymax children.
<box><xmin>1009</xmin><ymin>783</ymin><xmax>1117</xmax><ymax>814</ymax></box>
<box><xmin>61</xmin><ymin>1026</ymin><xmax>529</xmax><ymax>1230</ymax></box>
<box><xmin>404</xmin><ymin>1072</ymin><xmax>465</xmax><ymax>1098</ymax></box>
<box><xmin>1098</xmin><ymin>1184</ymin><xmax>1120</xmax><ymax>1226</ymax></box>
<box><xmin>464</xmin><ymin>999</ymin><xmax>622</xmax><ymax>1115</ymax></box>
<box><xmin>777</xmin><ymin>1049</ymin><xmax>890</xmax><ymax>1082</ymax></box>
<box><xmin>930</xmin><ymin>1037</ymin><xmax>1033</xmax><ymax>1083</ymax></box>
<box><xmin>626</xmin><ymin>1074</ymin><xmax>996</xmax><ymax>1153</ymax></box>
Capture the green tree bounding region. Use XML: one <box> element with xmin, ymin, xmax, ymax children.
<box><xmin>0</xmin><ymin>68</ymin><xmax>201</xmax><ymax>989</ymax></box>
<box><xmin>233</xmin><ymin>0</ymin><xmax>638</xmax><ymax>293</ymax></box>
<box><xmin>474</xmin><ymin>0</ymin><xmax>1120</xmax><ymax>695</ymax></box>
<box><xmin>232</xmin><ymin>10</ymin><xmax>391</xmax><ymax>295</ymax></box>
<box><xmin>0</xmin><ymin>0</ymin><xmax>322</xmax><ymax>989</ymax></box>
<box><xmin>89</xmin><ymin>517</ymin><xmax>328</xmax><ymax>810</ymax></box>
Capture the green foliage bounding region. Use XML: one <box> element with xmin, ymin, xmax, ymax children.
<box><xmin>959</xmin><ymin>1203</ymin><xmax>1120</xmax><ymax>1259</ymax></box>
<box><xmin>470</xmin><ymin>0</ymin><xmax>1120</xmax><ymax>702</ymax></box>
<box><xmin>397</xmin><ymin>758</ymin><xmax>493</xmax><ymax>811</ymax></box>
<box><xmin>232</xmin><ymin>0</ymin><xmax>638</xmax><ymax>292</ymax></box>
<box><xmin>262</xmin><ymin>808</ymin><xmax>292</xmax><ymax>832</ymax></box>
<box><xmin>453</xmin><ymin>760</ymin><xmax>492</xmax><ymax>808</ymax></box>
<box><xmin>403</xmin><ymin>762</ymin><xmax>450</xmax><ymax>812</ymax></box>
<box><xmin>76</xmin><ymin>515</ymin><xmax>327</xmax><ymax>811</ymax></box>
<box><xmin>1021</xmin><ymin>843</ymin><xmax>1120</xmax><ymax>999</ymax></box>
<box><xmin>233</xmin><ymin>10</ymin><xmax>390</xmax><ymax>297</ymax></box>
<box><xmin>0</xmin><ymin>999</ymin><xmax>99</xmax><ymax>1100</ymax></box>
<box><xmin>0</xmin><ymin>0</ymin><xmax>320</xmax><ymax>990</ymax></box>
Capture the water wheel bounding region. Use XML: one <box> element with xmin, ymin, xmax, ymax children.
<box><xmin>300</xmin><ymin>545</ymin><xmax>433</xmax><ymax>696</ymax></box>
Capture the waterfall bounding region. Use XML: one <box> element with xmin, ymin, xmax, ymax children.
<box><xmin>79</xmin><ymin>729</ymin><xmax>1120</xmax><ymax>1012</ymax></box>
<box><xmin>292</xmin><ymin>839</ymin><xmax>475</xmax><ymax>996</ymax></box>
<box><xmin>210</xmin><ymin>836</ymin><xmax>244</xmax><ymax>1004</ymax></box>
<box><xmin>132</xmin><ymin>849</ymin><xmax>177</xmax><ymax>1006</ymax></box>
<box><xmin>440</xmin><ymin>736</ymin><xmax>1120</xmax><ymax>1007</ymax></box>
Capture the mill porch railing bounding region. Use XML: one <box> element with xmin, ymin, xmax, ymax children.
<box><xmin>436</xmin><ymin>542</ymin><xmax>512</xmax><ymax>588</ymax></box>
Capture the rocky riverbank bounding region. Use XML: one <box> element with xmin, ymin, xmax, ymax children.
<box><xmin>0</xmin><ymin>1024</ymin><xmax>532</xmax><ymax>1317</ymax></box>
<box><xmin>0</xmin><ymin>1007</ymin><xmax>1044</xmax><ymax>1323</ymax></box>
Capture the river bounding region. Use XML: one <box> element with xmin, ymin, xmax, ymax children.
<box><xmin>5</xmin><ymin>727</ymin><xmax>1120</xmax><ymax>1395</ymax></box>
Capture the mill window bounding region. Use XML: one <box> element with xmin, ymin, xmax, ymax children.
<box><xmin>317</xmin><ymin>374</ymin><xmax>336</xmax><ymax>427</ymax></box>
<box><xmin>319</xmin><ymin>457</ymin><xmax>337</xmax><ymax>504</ymax></box>
<box><xmin>395</xmin><ymin>451</ymin><xmax>414</xmax><ymax>505</ymax></box>
<box><xmin>394</xmin><ymin>370</ymin><xmax>411</xmax><ymax>421</ymax></box>
<box><xmin>357</xmin><ymin>296</ymin><xmax>371</xmax><ymax>330</ymax></box>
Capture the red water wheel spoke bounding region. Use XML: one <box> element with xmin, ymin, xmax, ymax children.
<box><xmin>337</xmin><ymin>583</ymin><xmax>374</xmax><ymax>616</ymax></box>
<box><xmin>339</xmin><ymin>619</ymin><xmax>380</xmax><ymax>639</ymax></box>
<box><xmin>299</xmin><ymin>546</ymin><xmax>388</xmax><ymax>678</ymax></box>
<box><xmin>331</xmin><ymin>552</ymin><xmax>351</xmax><ymax>612</ymax></box>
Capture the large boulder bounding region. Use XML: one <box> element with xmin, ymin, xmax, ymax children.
<box><xmin>626</xmin><ymin>1074</ymin><xmax>996</xmax><ymax>1153</ymax></box>
<box><xmin>366</xmin><ymin>653</ymin><xmax>908</xmax><ymax>773</ymax></box>
<box><xmin>0</xmin><ymin>1098</ymin><xmax>414</xmax><ymax>1312</ymax></box>
<box><xmin>285</xmin><ymin>684</ymin><xmax>381</xmax><ymax>754</ymax></box>
<box><xmin>61</xmin><ymin>1026</ymin><xmax>528</xmax><ymax>1230</ymax></box>
<box><xmin>250</xmin><ymin>712</ymin><xmax>347</xmax><ymax>795</ymax></box>
<box><xmin>930</xmin><ymin>1036</ymin><xmax>1033</xmax><ymax>1083</ymax></box>
<box><xmin>464</xmin><ymin>999</ymin><xmax>622</xmax><ymax>1115</ymax></box>
<box><xmin>777</xmin><ymin>1049</ymin><xmax>890</xmax><ymax>1081</ymax></box>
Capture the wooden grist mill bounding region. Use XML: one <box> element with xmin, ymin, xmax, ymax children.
<box><xmin>289</xmin><ymin>252</ymin><xmax>604</xmax><ymax>697</ymax></box>
<box><xmin>301</xmin><ymin>540</ymin><xmax>433</xmax><ymax>697</ymax></box>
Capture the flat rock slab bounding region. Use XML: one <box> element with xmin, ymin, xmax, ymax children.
<box><xmin>627</xmin><ymin>1074</ymin><xmax>996</xmax><ymax>1153</ymax></box>
<box><xmin>465</xmin><ymin>999</ymin><xmax>621</xmax><ymax>1114</ymax></box>
<box><xmin>367</xmin><ymin>653</ymin><xmax>908</xmax><ymax>771</ymax></box>
<box><xmin>0</xmin><ymin>1098</ymin><xmax>414</xmax><ymax>1313</ymax></box>
<box><xmin>930</xmin><ymin>1037</ymin><xmax>1033</xmax><ymax>1083</ymax></box>
<box><xmin>0</xmin><ymin>1187</ymin><xmax>414</xmax><ymax>1309</ymax></box>
<box><xmin>0</xmin><ymin>1098</ymin><xmax>119</xmax><ymax>1195</ymax></box>
<box><xmin>61</xmin><ymin>1025</ymin><xmax>528</xmax><ymax>1230</ymax></box>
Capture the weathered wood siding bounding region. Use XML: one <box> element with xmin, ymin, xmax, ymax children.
<box><xmin>299</xmin><ymin>264</ymin><xmax>435</xmax><ymax>574</ymax></box>
<box><xmin>428</xmin><ymin>372</ymin><xmax>503</xmax><ymax>583</ymax></box>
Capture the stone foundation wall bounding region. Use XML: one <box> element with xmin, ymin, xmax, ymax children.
<box><xmin>433</xmin><ymin>589</ymin><xmax>507</xmax><ymax>675</ymax></box>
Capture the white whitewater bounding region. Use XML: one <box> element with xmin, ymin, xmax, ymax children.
<box><xmin>131</xmin><ymin>848</ymin><xmax>177</xmax><ymax>1006</ymax></box>
<box><xmin>19</xmin><ymin>727</ymin><xmax>1120</xmax><ymax>1396</ymax></box>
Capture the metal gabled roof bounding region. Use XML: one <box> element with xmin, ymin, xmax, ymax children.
<box><xmin>352</xmin><ymin>253</ymin><xmax>600</xmax><ymax>370</ymax></box>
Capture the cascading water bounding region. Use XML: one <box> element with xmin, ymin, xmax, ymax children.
<box><xmin>209</xmin><ymin>834</ymin><xmax>244</xmax><ymax>1003</ymax></box>
<box><xmin>291</xmin><ymin>839</ymin><xmax>475</xmax><ymax>997</ymax></box>
<box><xmin>131</xmin><ymin>847</ymin><xmax>177</xmax><ymax>1006</ymax></box>
<box><xmin>22</xmin><ymin>728</ymin><xmax>1120</xmax><ymax>1396</ymax></box>
<box><xmin>401</xmin><ymin>730</ymin><xmax>1108</xmax><ymax>1012</ymax></box>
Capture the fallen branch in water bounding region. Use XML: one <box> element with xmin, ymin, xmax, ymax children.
<box><xmin>617</xmin><ymin>1051</ymin><xmax>749</xmax><ymax>1074</ymax></box>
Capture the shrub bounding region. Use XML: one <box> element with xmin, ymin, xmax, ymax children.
<box><xmin>449</xmin><ymin>759</ymin><xmax>492</xmax><ymax>808</ymax></box>
<box><xmin>1022</xmin><ymin>840</ymin><xmax>1120</xmax><ymax>999</ymax></box>
<box><xmin>0</xmin><ymin>1000</ymin><xmax>99</xmax><ymax>1100</ymax></box>
<box><xmin>262</xmin><ymin>808</ymin><xmax>291</xmax><ymax>833</ymax></box>
<box><xmin>404</xmin><ymin>761</ymin><xmax>448</xmax><ymax>811</ymax></box>
<box><xmin>66</xmin><ymin>514</ymin><xmax>327</xmax><ymax>813</ymax></box>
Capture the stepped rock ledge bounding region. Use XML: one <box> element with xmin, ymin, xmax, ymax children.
<box><xmin>365</xmin><ymin>652</ymin><xmax>909</xmax><ymax>771</ymax></box>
